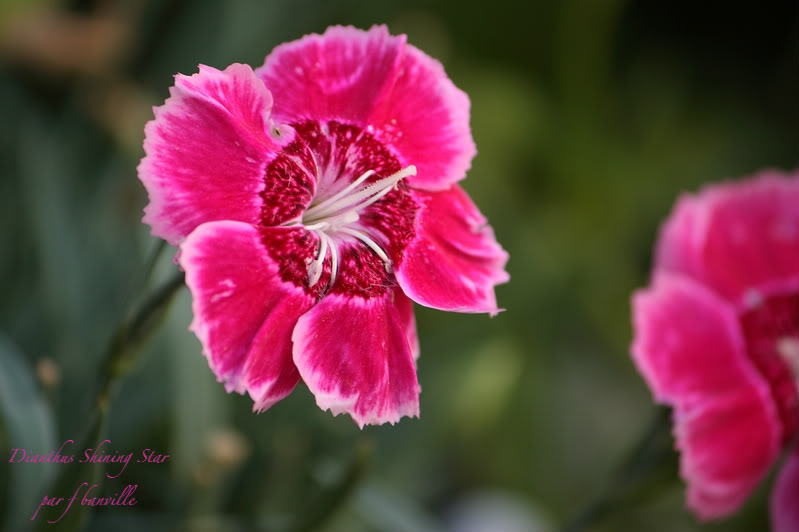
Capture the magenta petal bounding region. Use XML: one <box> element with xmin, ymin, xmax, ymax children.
<box><xmin>257</xmin><ymin>25</ymin><xmax>475</xmax><ymax>190</ymax></box>
<box><xmin>771</xmin><ymin>446</ymin><xmax>799</xmax><ymax>532</ymax></box>
<box><xmin>396</xmin><ymin>185</ymin><xmax>509</xmax><ymax>316</ymax></box>
<box><xmin>139</xmin><ymin>63</ymin><xmax>293</xmax><ymax>245</ymax></box>
<box><xmin>394</xmin><ymin>287</ymin><xmax>420</xmax><ymax>360</ymax></box>
<box><xmin>179</xmin><ymin>221</ymin><xmax>315</xmax><ymax>411</ymax></box>
<box><xmin>653</xmin><ymin>193</ymin><xmax>706</xmax><ymax>283</ymax></box>
<box><xmin>369</xmin><ymin>42</ymin><xmax>475</xmax><ymax>190</ymax></box>
<box><xmin>256</xmin><ymin>25</ymin><xmax>403</xmax><ymax>127</ymax></box>
<box><xmin>292</xmin><ymin>292</ymin><xmax>420</xmax><ymax>428</ymax></box>
<box><xmin>655</xmin><ymin>170</ymin><xmax>799</xmax><ymax>305</ymax></box>
<box><xmin>631</xmin><ymin>273</ymin><xmax>782</xmax><ymax>519</ymax></box>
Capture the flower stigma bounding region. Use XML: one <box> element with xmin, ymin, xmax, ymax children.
<box><xmin>292</xmin><ymin>164</ymin><xmax>417</xmax><ymax>288</ymax></box>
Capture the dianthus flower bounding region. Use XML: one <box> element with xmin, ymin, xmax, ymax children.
<box><xmin>137</xmin><ymin>25</ymin><xmax>509</xmax><ymax>427</ymax></box>
<box><xmin>631</xmin><ymin>170</ymin><xmax>798</xmax><ymax>530</ymax></box>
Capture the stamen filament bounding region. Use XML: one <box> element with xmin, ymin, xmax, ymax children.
<box><xmin>303</xmin><ymin>169</ymin><xmax>374</xmax><ymax>221</ymax></box>
<box><xmin>337</xmin><ymin>227</ymin><xmax>391</xmax><ymax>269</ymax></box>
<box><xmin>307</xmin><ymin>230</ymin><xmax>328</xmax><ymax>287</ymax></box>
<box><xmin>304</xmin><ymin>165</ymin><xmax>416</xmax><ymax>223</ymax></box>
<box><xmin>301</xmin><ymin>164</ymin><xmax>415</xmax><ymax>289</ymax></box>
<box><xmin>328</xmin><ymin>234</ymin><xmax>339</xmax><ymax>287</ymax></box>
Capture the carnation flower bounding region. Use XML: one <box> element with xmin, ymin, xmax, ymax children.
<box><xmin>137</xmin><ymin>25</ymin><xmax>509</xmax><ymax>427</ymax></box>
<box><xmin>631</xmin><ymin>170</ymin><xmax>798</xmax><ymax>530</ymax></box>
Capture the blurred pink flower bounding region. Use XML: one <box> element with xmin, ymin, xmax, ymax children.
<box><xmin>137</xmin><ymin>25</ymin><xmax>509</xmax><ymax>427</ymax></box>
<box><xmin>632</xmin><ymin>170</ymin><xmax>799</xmax><ymax>530</ymax></box>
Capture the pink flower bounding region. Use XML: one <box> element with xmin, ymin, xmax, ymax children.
<box><xmin>137</xmin><ymin>25</ymin><xmax>509</xmax><ymax>427</ymax></box>
<box><xmin>631</xmin><ymin>170</ymin><xmax>799</xmax><ymax>530</ymax></box>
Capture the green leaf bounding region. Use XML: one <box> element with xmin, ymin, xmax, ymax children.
<box><xmin>0</xmin><ymin>333</ymin><xmax>57</xmax><ymax>532</ymax></box>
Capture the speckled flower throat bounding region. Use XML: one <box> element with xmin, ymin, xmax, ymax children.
<box><xmin>261</xmin><ymin>120</ymin><xmax>418</xmax><ymax>299</ymax></box>
<box><xmin>740</xmin><ymin>292</ymin><xmax>799</xmax><ymax>443</ymax></box>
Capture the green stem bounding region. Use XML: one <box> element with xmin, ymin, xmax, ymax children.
<box><xmin>143</xmin><ymin>238</ymin><xmax>168</xmax><ymax>283</ymax></box>
<box><xmin>559</xmin><ymin>406</ymin><xmax>673</xmax><ymax>532</ymax></box>
<box><xmin>99</xmin><ymin>269</ymin><xmax>185</xmax><ymax>405</ymax></box>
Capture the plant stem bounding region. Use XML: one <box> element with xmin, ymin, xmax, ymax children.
<box><xmin>98</xmin><ymin>269</ymin><xmax>185</xmax><ymax>406</ymax></box>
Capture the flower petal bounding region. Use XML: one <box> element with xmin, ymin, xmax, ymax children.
<box><xmin>394</xmin><ymin>287</ymin><xmax>420</xmax><ymax>360</ymax></box>
<box><xmin>655</xmin><ymin>170</ymin><xmax>799</xmax><ymax>306</ymax></box>
<box><xmin>179</xmin><ymin>221</ymin><xmax>315</xmax><ymax>411</ymax></box>
<box><xmin>256</xmin><ymin>25</ymin><xmax>403</xmax><ymax>128</ymax></box>
<box><xmin>396</xmin><ymin>185</ymin><xmax>509</xmax><ymax>316</ymax></box>
<box><xmin>771</xmin><ymin>445</ymin><xmax>799</xmax><ymax>532</ymax></box>
<box><xmin>292</xmin><ymin>292</ymin><xmax>420</xmax><ymax>428</ymax></box>
<box><xmin>257</xmin><ymin>25</ymin><xmax>475</xmax><ymax>190</ymax></box>
<box><xmin>631</xmin><ymin>273</ymin><xmax>782</xmax><ymax>519</ymax></box>
<box><xmin>368</xmin><ymin>41</ymin><xmax>475</xmax><ymax>190</ymax></box>
<box><xmin>139</xmin><ymin>63</ymin><xmax>293</xmax><ymax>245</ymax></box>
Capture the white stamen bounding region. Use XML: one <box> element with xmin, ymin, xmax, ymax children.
<box><xmin>305</xmin><ymin>169</ymin><xmax>375</xmax><ymax>219</ymax></box>
<box><xmin>337</xmin><ymin>227</ymin><xmax>392</xmax><ymax>270</ymax></box>
<box><xmin>306</xmin><ymin>230</ymin><xmax>328</xmax><ymax>287</ymax></box>
<box><xmin>304</xmin><ymin>166</ymin><xmax>416</xmax><ymax>223</ymax></box>
<box><xmin>328</xmin><ymin>235</ymin><xmax>339</xmax><ymax>286</ymax></box>
<box><xmin>297</xmin><ymin>164</ymin><xmax>416</xmax><ymax>289</ymax></box>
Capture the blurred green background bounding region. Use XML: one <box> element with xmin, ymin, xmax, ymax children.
<box><xmin>1</xmin><ymin>0</ymin><xmax>796</xmax><ymax>531</ymax></box>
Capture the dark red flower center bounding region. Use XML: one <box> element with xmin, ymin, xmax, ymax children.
<box><xmin>739</xmin><ymin>291</ymin><xmax>799</xmax><ymax>444</ymax></box>
<box><xmin>258</xmin><ymin>120</ymin><xmax>418</xmax><ymax>300</ymax></box>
